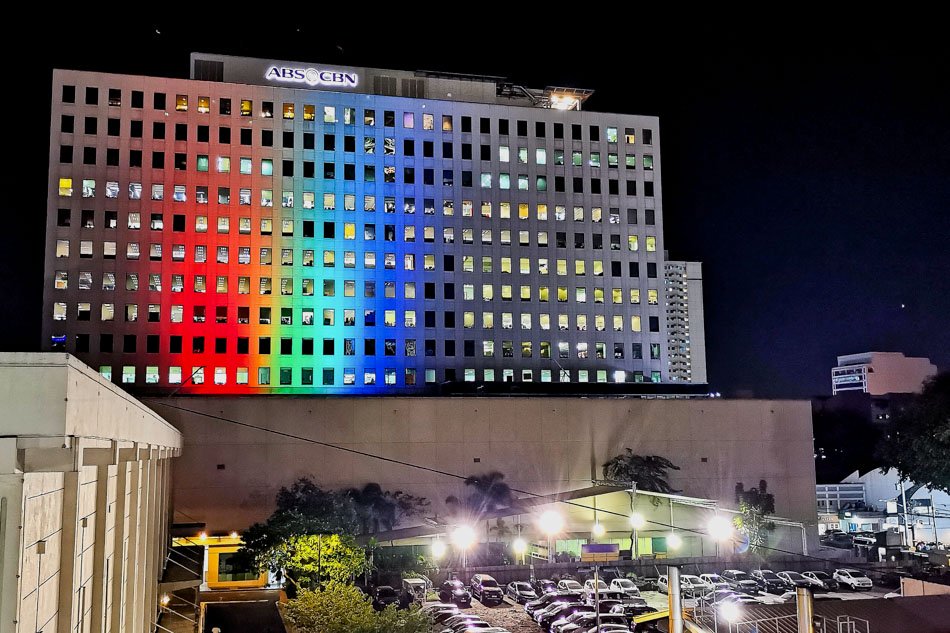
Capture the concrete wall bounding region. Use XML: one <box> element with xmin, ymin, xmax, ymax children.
<box><xmin>0</xmin><ymin>354</ymin><xmax>181</xmax><ymax>633</ymax></box>
<box><xmin>152</xmin><ymin>396</ymin><xmax>817</xmax><ymax>543</ymax></box>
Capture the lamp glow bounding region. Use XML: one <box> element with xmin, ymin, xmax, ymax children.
<box><xmin>539</xmin><ymin>510</ymin><xmax>564</xmax><ymax>535</ymax></box>
<box><xmin>719</xmin><ymin>601</ymin><xmax>741</xmax><ymax>622</ymax></box>
<box><xmin>592</xmin><ymin>522</ymin><xmax>606</xmax><ymax>537</ymax></box>
<box><xmin>229</xmin><ymin>531</ymin><xmax>239</xmax><ymax>539</ymax></box>
<box><xmin>431</xmin><ymin>540</ymin><xmax>447</xmax><ymax>559</ymax></box>
<box><xmin>512</xmin><ymin>538</ymin><xmax>527</xmax><ymax>555</ymax></box>
<box><xmin>629</xmin><ymin>513</ymin><xmax>646</xmax><ymax>530</ymax></box>
<box><xmin>161</xmin><ymin>594</ymin><xmax>171</xmax><ymax>606</ymax></box>
<box><xmin>451</xmin><ymin>525</ymin><xmax>476</xmax><ymax>549</ymax></box>
<box><xmin>667</xmin><ymin>533</ymin><xmax>682</xmax><ymax>549</ymax></box>
<box><xmin>707</xmin><ymin>516</ymin><xmax>733</xmax><ymax>541</ymax></box>
<box><xmin>198</xmin><ymin>531</ymin><xmax>207</xmax><ymax>541</ymax></box>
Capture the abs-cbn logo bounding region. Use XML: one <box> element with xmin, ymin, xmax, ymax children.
<box><xmin>265</xmin><ymin>66</ymin><xmax>359</xmax><ymax>88</ymax></box>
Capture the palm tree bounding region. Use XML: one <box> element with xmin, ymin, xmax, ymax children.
<box><xmin>347</xmin><ymin>483</ymin><xmax>397</xmax><ymax>533</ymax></box>
<box><xmin>464</xmin><ymin>471</ymin><xmax>517</xmax><ymax>516</ymax></box>
<box><xmin>602</xmin><ymin>451</ymin><xmax>681</xmax><ymax>494</ymax></box>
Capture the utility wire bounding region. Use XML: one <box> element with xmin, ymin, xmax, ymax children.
<box><xmin>152</xmin><ymin>401</ymin><xmax>922</xmax><ymax>579</ymax></box>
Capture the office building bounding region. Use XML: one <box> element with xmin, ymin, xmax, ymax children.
<box><xmin>0</xmin><ymin>353</ymin><xmax>181</xmax><ymax>633</ymax></box>
<box><xmin>43</xmin><ymin>53</ymin><xmax>706</xmax><ymax>394</ymax></box>
<box><xmin>664</xmin><ymin>261</ymin><xmax>706</xmax><ymax>383</ymax></box>
<box><xmin>831</xmin><ymin>351</ymin><xmax>936</xmax><ymax>395</ymax></box>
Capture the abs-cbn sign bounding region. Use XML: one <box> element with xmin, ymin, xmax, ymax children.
<box><xmin>265</xmin><ymin>66</ymin><xmax>359</xmax><ymax>88</ymax></box>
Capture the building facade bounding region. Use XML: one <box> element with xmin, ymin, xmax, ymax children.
<box><xmin>43</xmin><ymin>53</ymin><xmax>706</xmax><ymax>395</ymax></box>
<box><xmin>664</xmin><ymin>261</ymin><xmax>706</xmax><ymax>383</ymax></box>
<box><xmin>831</xmin><ymin>351</ymin><xmax>936</xmax><ymax>395</ymax></box>
<box><xmin>0</xmin><ymin>353</ymin><xmax>181</xmax><ymax>633</ymax></box>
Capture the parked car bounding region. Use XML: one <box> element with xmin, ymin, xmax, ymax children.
<box><xmin>657</xmin><ymin>574</ymin><xmax>711</xmax><ymax>596</ymax></box>
<box><xmin>507</xmin><ymin>581</ymin><xmax>538</xmax><ymax>603</ymax></box>
<box><xmin>470</xmin><ymin>574</ymin><xmax>505</xmax><ymax>605</ymax></box>
<box><xmin>439</xmin><ymin>579</ymin><xmax>473</xmax><ymax>606</ymax></box>
<box><xmin>584</xmin><ymin>590</ymin><xmax>626</xmax><ymax>605</ymax></box>
<box><xmin>720</xmin><ymin>570</ymin><xmax>760</xmax><ymax>594</ymax></box>
<box><xmin>534</xmin><ymin>579</ymin><xmax>558</xmax><ymax>595</ymax></box>
<box><xmin>852</xmin><ymin>532</ymin><xmax>876</xmax><ymax>546</ymax></box>
<box><xmin>400</xmin><ymin>577</ymin><xmax>428</xmax><ymax>607</ymax></box>
<box><xmin>429</xmin><ymin>606</ymin><xmax>462</xmax><ymax>623</ymax></box>
<box><xmin>555</xmin><ymin>613</ymin><xmax>629</xmax><ymax>633</ymax></box>
<box><xmin>583</xmin><ymin>579</ymin><xmax>610</xmax><ymax>600</ymax></box>
<box><xmin>833</xmin><ymin>569</ymin><xmax>873</xmax><ymax>590</ymax></box>
<box><xmin>699</xmin><ymin>589</ymin><xmax>739</xmax><ymax>607</ymax></box>
<box><xmin>550</xmin><ymin>608</ymin><xmax>595</xmax><ymax>633</ymax></box>
<box><xmin>609</xmin><ymin>578</ymin><xmax>641</xmax><ymax>597</ymax></box>
<box><xmin>609</xmin><ymin>601</ymin><xmax>655</xmax><ymax>617</ymax></box>
<box><xmin>801</xmin><ymin>571</ymin><xmax>839</xmax><ymax>591</ymax></box>
<box><xmin>526</xmin><ymin>592</ymin><xmax>574</xmax><ymax>616</ymax></box>
<box><xmin>443</xmin><ymin>614</ymin><xmax>487</xmax><ymax>629</ymax></box>
<box><xmin>699</xmin><ymin>573</ymin><xmax>731</xmax><ymax>590</ymax></box>
<box><xmin>751</xmin><ymin>570</ymin><xmax>787</xmax><ymax>594</ymax></box>
<box><xmin>558</xmin><ymin>579</ymin><xmax>585</xmax><ymax>594</ymax></box>
<box><xmin>776</xmin><ymin>571</ymin><xmax>813</xmax><ymax>589</ymax></box>
<box><xmin>371</xmin><ymin>585</ymin><xmax>399</xmax><ymax>611</ymax></box>
<box><xmin>538</xmin><ymin>603</ymin><xmax>589</xmax><ymax>630</ymax></box>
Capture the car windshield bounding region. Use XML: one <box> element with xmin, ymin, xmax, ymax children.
<box><xmin>515</xmin><ymin>583</ymin><xmax>532</xmax><ymax>590</ymax></box>
<box><xmin>847</xmin><ymin>571</ymin><xmax>868</xmax><ymax>578</ymax></box>
<box><xmin>563</xmin><ymin>581</ymin><xmax>581</xmax><ymax>588</ymax></box>
<box><xmin>783</xmin><ymin>572</ymin><xmax>803</xmax><ymax>580</ymax></box>
<box><xmin>449</xmin><ymin>580</ymin><xmax>464</xmax><ymax>588</ymax></box>
<box><xmin>377</xmin><ymin>587</ymin><xmax>396</xmax><ymax>597</ymax></box>
<box><xmin>705</xmin><ymin>575</ymin><xmax>723</xmax><ymax>582</ymax></box>
<box><xmin>731</xmin><ymin>572</ymin><xmax>750</xmax><ymax>580</ymax></box>
<box><xmin>761</xmin><ymin>572</ymin><xmax>779</xmax><ymax>580</ymax></box>
<box><xmin>591</xmin><ymin>581</ymin><xmax>608</xmax><ymax>589</ymax></box>
<box><xmin>481</xmin><ymin>579</ymin><xmax>498</xmax><ymax>587</ymax></box>
<box><xmin>811</xmin><ymin>572</ymin><xmax>830</xmax><ymax>580</ymax></box>
<box><xmin>615</xmin><ymin>579</ymin><xmax>634</xmax><ymax>588</ymax></box>
<box><xmin>683</xmin><ymin>575</ymin><xmax>703</xmax><ymax>583</ymax></box>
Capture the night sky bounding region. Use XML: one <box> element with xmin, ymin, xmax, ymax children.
<box><xmin>5</xmin><ymin>18</ymin><xmax>947</xmax><ymax>398</ymax></box>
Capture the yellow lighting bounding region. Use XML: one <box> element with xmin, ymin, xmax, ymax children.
<box><xmin>198</xmin><ymin>532</ymin><xmax>208</xmax><ymax>541</ymax></box>
<box><xmin>550</xmin><ymin>95</ymin><xmax>580</xmax><ymax>111</ymax></box>
<box><xmin>592</xmin><ymin>522</ymin><xmax>606</xmax><ymax>538</ymax></box>
<box><xmin>629</xmin><ymin>513</ymin><xmax>646</xmax><ymax>530</ymax></box>
<box><xmin>229</xmin><ymin>531</ymin><xmax>239</xmax><ymax>539</ymax></box>
<box><xmin>512</xmin><ymin>538</ymin><xmax>527</xmax><ymax>554</ymax></box>
<box><xmin>431</xmin><ymin>540</ymin><xmax>447</xmax><ymax>559</ymax></box>
<box><xmin>161</xmin><ymin>594</ymin><xmax>171</xmax><ymax>606</ymax></box>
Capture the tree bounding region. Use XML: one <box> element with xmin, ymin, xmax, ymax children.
<box><xmin>347</xmin><ymin>483</ymin><xmax>431</xmax><ymax>534</ymax></box>
<box><xmin>877</xmin><ymin>373</ymin><xmax>950</xmax><ymax>493</ymax></box>
<box><xmin>446</xmin><ymin>471</ymin><xmax>517</xmax><ymax>521</ymax></box>
<box><xmin>733</xmin><ymin>480</ymin><xmax>776</xmax><ymax>552</ymax></box>
<box><xmin>601</xmin><ymin>451</ymin><xmax>681</xmax><ymax>494</ymax></box>
<box><xmin>283</xmin><ymin>583</ymin><xmax>430</xmax><ymax>633</ymax></box>
<box><xmin>270</xmin><ymin>533</ymin><xmax>368</xmax><ymax>590</ymax></box>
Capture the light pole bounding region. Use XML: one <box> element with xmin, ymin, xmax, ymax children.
<box><xmin>452</xmin><ymin>525</ymin><xmax>476</xmax><ymax>570</ymax></box>
<box><xmin>512</xmin><ymin>538</ymin><xmax>527</xmax><ymax>565</ymax></box>
<box><xmin>539</xmin><ymin>510</ymin><xmax>564</xmax><ymax>563</ymax></box>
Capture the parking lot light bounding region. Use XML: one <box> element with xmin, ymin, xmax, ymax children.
<box><xmin>431</xmin><ymin>539</ymin><xmax>447</xmax><ymax>559</ymax></box>
<box><xmin>539</xmin><ymin>510</ymin><xmax>564</xmax><ymax>535</ymax></box>
<box><xmin>592</xmin><ymin>522</ymin><xmax>606</xmax><ymax>537</ymax></box>
<box><xmin>629</xmin><ymin>513</ymin><xmax>646</xmax><ymax>530</ymax></box>
<box><xmin>512</xmin><ymin>537</ymin><xmax>527</xmax><ymax>554</ymax></box>
<box><xmin>707</xmin><ymin>515</ymin><xmax>733</xmax><ymax>541</ymax></box>
<box><xmin>452</xmin><ymin>525</ymin><xmax>476</xmax><ymax>568</ymax></box>
<box><xmin>720</xmin><ymin>601</ymin><xmax>741</xmax><ymax>622</ymax></box>
<box><xmin>667</xmin><ymin>532</ymin><xmax>682</xmax><ymax>550</ymax></box>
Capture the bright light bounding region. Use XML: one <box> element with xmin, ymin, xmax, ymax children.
<box><xmin>707</xmin><ymin>516</ymin><xmax>733</xmax><ymax>541</ymax></box>
<box><xmin>198</xmin><ymin>531</ymin><xmax>208</xmax><ymax>541</ymax></box>
<box><xmin>451</xmin><ymin>525</ymin><xmax>476</xmax><ymax>550</ymax></box>
<box><xmin>719</xmin><ymin>601</ymin><xmax>741</xmax><ymax>622</ymax></box>
<box><xmin>550</xmin><ymin>95</ymin><xmax>580</xmax><ymax>111</ymax></box>
<box><xmin>512</xmin><ymin>538</ymin><xmax>527</xmax><ymax>555</ymax></box>
<box><xmin>160</xmin><ymin>594</ymin><xmax>171</xmax><ymax>606</ymax></box>
<box><xmin>229</xmin><ymin>531</ymin><xmax>239</xmax><ymax>539</ymax></box>
<box><xmin>667</xmin><ymin>533</ymin><xmax>683</xmax><ymax>549</ymax></box>
<box><xmin>629</xmin><ymin>513</ymin><xmax>646</xmax><ymax>530</ymax></box>
<box><xmin>431</xmin><ymin>540</ymin><xmax>447</xmax><ymax>559</ymax></box>
<box><xmin>592</xmin><ymin>522</ymin><xmax>606</xmax><ymax>537</ymax></box>
<box><xmin>538</xmin><ymin>510</ymin><xmax>564</xmax><ymax>535</ymax></box>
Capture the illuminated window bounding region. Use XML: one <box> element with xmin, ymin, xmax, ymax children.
<box><xmin>324</xmin><ymin>106</ymin><xmax>336</xmax><ymax>123</ymax></box>
<box><xmin>590</xmin><ymin>152</ymin><xmax>601</xmax><ymax>167</ymax></box>
<box><xmin>261</xmin><ymin>159</ymin><xmax>273</xmax><ymax>176</ymax></box>
<box><xmin>577</xmin><ymin>342</ymin><xmax>588</xmax><ymax>359</ymax></box>
<box><xmin>520</xmin><ymin>258</ymin><xmax>530</xmax><ymax>274</ymax></box>
<box><xmin>283</xmin><ymin>103</ymin><xmax>295</xmax><ymax>119</ymax></box>
<box><xmin>648</xmin><ymin>289</ymin><xmax>659</xmax><ymax>305</ymax></box>
<box><xmin>572</xmin><ymin>151</ymin><xmax>583</xmax><ymax>166</ymax></box>
<box><xmin>442</xmin><ymin>115</ymin><xmax>452</xmax><ymax>131</ymax></box>
<box><xmin>646</xmin><ymin>236</ymin><xmax>657</xmax><ymax>251</ymax></box>
<box><xmin>483</xmin><ymin>284</ymin><xmax>494</xmax><ymax>301</ymax></box>
<box><xmin>628</xmin><ymin>235</ymin><xmax>639</xmax><ymax>251</ymax></box>
<box><xmin>403</xmin><ymin>112</ymin><xmax>414</xmax><ymax>128</ymax></box>
<box><xmin>303</xmin><ymin>104</ymin><xmax>315</xmax><ymax>121</ymax></box>
<box><xmin>122</xmin><ymin>367</ymin><xmax>136</xmax><ymax>384</ymax></box>
<box><xmin>632</xmin><ymin>315</ymin><xmax>642</xmax><ymax>332</ymax></box>
<box><xmin>643</xmin><ymin>155</ymin><xmax>654</xmax><ymax>170</ymax></box>
<box><xmin>607</xmin><ymin>127</ymin><xmax>618</xmax><ymax>143</ymax></box>
<box><xmin>176</xmin><ymin>94</ymin><xmax>188</xmax><ymax>111</ymax></box>
<box><xmin>480</xmin><ymin>173</ymin><xmax>492</xmax><ymax>188</ymax></box>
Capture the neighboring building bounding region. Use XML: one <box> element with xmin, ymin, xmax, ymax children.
<box><xmin>149</xmin><ymin>396</ymin><xmax>819</xmax><ymax>553</ymax></box>
<box><xmin>815</xmin><ymin>481</ymin><xmax>866</xmax><ymax>534</ymax></box>
<box><xmin>43</xmin><ymin>53</ymin><xmax>707</xmax><ymax>395</ymax></box>
<box><xmin>0</xmin><ymin>353</ymin><xmax>181</xmax><ymax>633</ymax></box>
<box><xmin>831</xmin><ymin>352</ymin><xmax>936</xmax><ymax>395</ymax></box>
<box><xmin>663</xmin><ymin>261</ymin><xmax>706</xmax><ymax>383</ymax></box>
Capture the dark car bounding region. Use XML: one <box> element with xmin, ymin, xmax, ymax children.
<box><xmin>534</xmin><ymin>579</ymin><xmax>558</xmax><ymax>595</ymax></box>
<box><xmin>609</xmin><ymin>600</ymin><xmax>656</xmax><ymax>618</ymax></box>
<box><xmin>751</xmin><ymin>570</ymin><xmax>786</xmax><ymax>594</ymax></box>
<box><xmin>372</xmin><ymin>585</ymin><xmax>399</xmax><ymax>611</ymax></box>
<box><xmin>556</xmin><ymin>612</ymin><xmax>628</xmax><ymax>633</ymax></box>
<box><xmin>538</xmin><ymin>603</ymin><xmax>589</xmax><ymax>630</ymax></box>
<box><xmin>470</xmin><ymin>574</ymin><xmax>504</xmax><ymax>605</ymax></box>
<box><xmin>801</xmin><ymin>571</ymin><xmax>839</xmax><ymax>591</ymax></box>
<box><xmin>439</xmin><ymin>579</ymin><xmax>472</xmax><ymax>606</ymax></box>
<box><xmin>720</xmin><ymin>570</ymin><xmax>760</xmax><ymax>594</ymax></box>
<box><xmin>777</xmin><ymin>571</ymin><xmax>813</xmax><ymax>590</ymax></box>
<box><xmin>507</xmin><ymin>581</ymin><xmax>538</xmax><ymax>603</ymax></box>
<box><xmin>526</xmin><ymin>592</ymin><xmax>574</xmax><ymax>616</ymax></box>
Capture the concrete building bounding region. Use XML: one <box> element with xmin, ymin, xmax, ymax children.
<box><xmin>43</xmin><ymin>53</ymin><xmax>706</xmax><ymax>396</ymax></box>
<box><xmin>148</xmin><ymin>396</ymin><xmax>819</xmax><ymax>553</ymax></box>
<box><xmin>0</xmin><ymin>353</ymin><xmax>181</xmax><ymax>633</ymax></box>
<box><xmin>832</xmin><ymin>352</ymin><xmax>936</xmax><ymax>395</ymax></box>
<box><xmin>663</xmin><ymin>261</ymin><xmax>706</xmax><ymax>384</ymax></box>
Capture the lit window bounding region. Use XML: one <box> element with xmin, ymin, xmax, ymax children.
<box><xmin>303</xmin><ymin>104</ymin><xmax>315</xmax><ymax>121</ymax></box>
<box><xmin>643</xmin><ymin>155</ymin><xmax>654</xmax><ymax>170</ymax></box>
<box><xmin>261</xmin><ymin>159</ymin><xmax>273</xmax><ymax>176</ymax></box>
<box><xmin>648</xmin><ymin>289</ymin><xmax>659</xmax><ymax>305</ymax></box>
<box><xmin>122</xmin><ymin>366</ymin><xmax>136</xmax><ymax>384</ymax></box>
<box><xmin>632</xmin><ymin>315</ymin><xmax>642</xmax><ymax>332</ymax></box>
<box><xmin>198</xmin><ymin>96</ymin><xmax>210</xmax><ymax>113</ymax></box>
<box><xmin>646</xmin><ymin>236</ymin><xmax>657</xmax><ymax>251</ymax></box>
<box><xmin>283</xmin><ymin>103</ymin><xmax>295</xmax><ymax>119</ymax></box>
<box><xmin>442</xmin><ymin>115</ymin><xmax>452</xmax><ymax>131</ymax></box>
<box><xmin>536</xmin><ymin>148</ymin><xmax>547</xmax><ymax>164</ymax></box>
<box><xmin>403</xmin><ymin>112</ymin><xmax>414</xmax><ymax>128</ymax></box>
<box><xmin>607</xmin><ymin>127</ymin><xmax>618</xmax><ymax>143</ymax></box>
<box><xmin>176</xmin><ymin>94</ymin><xmax>187</xmax><ymax>111</ymax></box>
<box><xmin>480</xmin><ymin>173</ymin><xmax>492</xmax><ymax>188</ymax></box>
<box><xmin>217</xmin><ymin>156</ymin><xmax>230</xmax><ymax>173</ymax></box>
<box><xmin>324</xmin><ymin>106</ymin><xmax>336</xmax><ymax>123</ymax></box>
<box><xmin>628</xmin><ymin>235</ymin><xmax>639</xmax><ymax>251</ymax></box>
<box><xmin>499</xmin><ymin>146</ymin><xmax>509</xmax><ymax>162</ymax></box>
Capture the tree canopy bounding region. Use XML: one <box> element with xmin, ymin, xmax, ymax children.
<box><xmin>601</xmin><ymin>451</ymin><xmax>681</xmax><ymax>494</ymax></box>
<box><xmin>283</xmin><ymin>583</ymin><xmax>429</xmax><ymax>633</ymax></box>
<box><xmin>733</xmin><ymin>480</ymin><xmax>776</xmax><ymax>552</ymax></box>
<box><xmin>878</xmin><ymin>373</ymin><xmax>950</xmax><ymax>493</ymax></box>
<box><xmin>445</xmin><ymin>471</ymin><xmax>517</xmax><ymax>520</ymax></box>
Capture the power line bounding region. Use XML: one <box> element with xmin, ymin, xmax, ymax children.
<box><xmin>152</xmin><ymin>400</ymin><xmax>912</xmax><ymax>578</ymax></box>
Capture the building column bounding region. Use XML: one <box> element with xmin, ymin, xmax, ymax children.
<box><xmin>89</xmin><ymin>463</ymin><xmax>111</xmax><ymax>633</ymax></box>
<box><xmin>122</xmin><ymin>459</ymin><xmax>141</xmax><ymax>633</ymax></box>
<box><xmin>142</xmin><ymin>453</ymin><xmax>159</xmax><ymax>633</ymax></box>
<box><xmin>108</xmin><ymin>459</ymin><xmax>128</xmax><ymax>633</ymax></box>
<box><xmin>56</xmin><ymin>470</ymin><xmax>80</xmax><ymax>633</ymax></box>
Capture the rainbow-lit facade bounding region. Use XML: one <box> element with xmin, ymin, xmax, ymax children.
<box><xmin>43</xmin><ymin>54</ymin><xmax>702</xmax><ymax>394</ymax></box>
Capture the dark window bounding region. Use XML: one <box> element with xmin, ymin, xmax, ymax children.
<box><xmin>174</xmin><ymin>153</ymin><xmax>187</xmax><ymax>170</ymax></box>
<box><xmin>304</xmin><ymin>161</ymin><xmax>315</xmax><ymax>178</ymax></box>
<box><xmin>57</xmin><ymin>208</ymin><xmax>71</xmax><ymax>226</ymax></box>
<box><xmin>76</xmin><ymin>334</ymin><xmax>90</xmax><ymax>353</ymax></box>
<box><xmin>461</xmin><ymin>171</ymin><xmax>472</xmax><ymax>187</ymax></box>
<box><xmin>324</xmin><ymin>134</ymin><xmax>336</xmax><ymax>151</ymax></box>
<box><xmin>192</xmin><ymin>337</ymin><xmax>205</xmax><ymax>353</ymax></box>
<box><xmin>444</xmin><ymin>312</ymin><xmax>455</xmax><ymax>328</ymax></box>
<box><xmin>147</xmin><ymin>335</ymin><xmax>159</xmax><ymax>353</ymax></box>
<box><xmin>590</xmin><ymin>125</ymin><xmax>600</xmax><ymax>142</ymax></box>
<box><xmin>169</xmin><ymin>336</ymin><xmax>182</xmax><ymax>354</ymax></box>
<box><xmin>645</xmin><ymin>209</ymin><xmax>656</xmax><ymax>225</ymax></box>
<box><xmin>344</xmin><ymin>135</ymin><xmax>355</xmax><ymax>152</ymax></box>
<box><xmin>153</xmin><ymin>92</ymin><xmax>166</xmax><ymax>110</ymax></box>
<box><xmin>280</xmin><ymin>338</ymin><xmax>292</xmax><ymax>355</ymax></box>
<box><xmin>649</xmin><ymin>316</ymin><xmax>660</xmax><ymax>332</ymax></box>
<box><xmin>123</xmin><ymin>335</ymin><xmax>136</xmax><ymax>353</ymax></box>
<box><xmin>555</xmin><ymin>176</ymin><xmax>565</xmax><ymax>192</ymax></box>
<box><xmin>323</xmin><ymin>339</ymin><xmax>334</xmax><ymax>355</ymax></box>
<box><xmin>461</xmin><ymin>144</ymin><xmax>472</xmax><ymax>160</ymax></box>
<box><xmin>444</xmin><ymin>283</ymin><xmax>455</xmax><ymax>300</ymax></box>
<box><xmin>301</xmin><ymin>338</ymin><xmax>313</xmax><ymax>355</ymax></box>
<box><xmin>59</xmin><ymin>145</ymin><xmax>73</xmax><ymax>163</ymax></box>
<box><xmin>629</xmin><ymin>262</ymin><xmax>640</xmax><ymax>277</ymax></box>
<box><xmin>626</xmin><ymin>180</ymin><xmax>636</xmax><ymax>196</ymax></box>
<box><xmin>344</xmin><ymin>164</ymin><xmax>355</xmax><ymax>180</ymax></box>
<box><xmin>611</xmin><ymin>261</ymin><xmax>622</xmax><ymax>277</ymax></box>
<box><xmin>424</xmin><ymin>283</ymin><xmax>436</xmax><ymax>299</ymax></box>
<box><xmin>131</xmin><ymin>90</ymin><xmax>143</xmax><ymax>108</ymax></box>
<box><xmin>647</xmin><ymin>262</ymin><xmax>657</xmax><ymax>278</ymax></box>
<box><xmin>423</xmin><ymin>140</ymin><xmax>433</xmax><ymax>157</ymax></box>
<box><xmin>572</xmin><ymin>124</ymin><xmax>582</xmax><ymax>140</ymax></box>
<box><xmin>556</xmin><ymin>232</ymin><xmax>567</xmax><ymax>248</ymax></box>
<box><xmin>403</xmin><ymin>138</ymin><xmax>414</xmax><ymax>156</ymax></box>
<box><xmin>62</xmin><ymin>85</ymin><xmax>76</xmax><ymax>103</ymax></box>
<box><xmin>573</xmin><ymin>177</ymin><xmax>584</xmax><ymax>193</ymax></box>
<box><xmin>442</xmin><ymin>142</ymin><xmax>453</xmax><ymax>158</ymax></box>
<box><xmin>152</xmin><ymin>121</ymin><xmax>165</xmax><ymax>139</ymax></box>
<box><xmin>517</xmin><ymin>120</ymin><xmax>527</xmax><ymax>136</ymax></box>
<box><xmin>480</xmin><ymin>144</ymin><xmax>491</xmax><ymax>160</ymax></box>
<box><xmin>283</xmin><ymin>131</ymin><xmax>294</xmax><ymax>148</ymax></box>
<box><xmin>535</xmin><ymin>121</ymin><xmax>545</xmax><ymax>137</ymax></box>
<box><xmin>61</xmin><ymin>115</ymin><xmax>75</xmax><ymax>133</ymax></box>
<box><xmin>220</xmin><ymin>98</ymin><xmax>231</xmax><ymax>115</ymax></box>
<box><xmin>323</xmin><ymin>222</ymin><xmax>335</xmax><ymax>239</ymax></box>
<box><xmin>107</xmin><ymin>118</ymin><xmax>120</xmax><ymax>136</ymax></box>
<box><xmin>173</xmin><ymin>215</ymin><xmax>185</xmax><ymax>231</ymax></box>
<box><xmin>384</xmin><ymin>110</ymin><xmax>395</xmax><ymax>127</ymax></box>
<box><xmin>591</xmin><ymin>178</ymin><xmax>601</xmax><ymax>194</ymax></box>
<box><xmin>304</xmin><ymin>133</ymin><xmax>315</xmax><ymax>150</ymax></box>
<box><xmin>303</xmin><ymin>221</ymin><xmax>314</xmax><ymax>238</ymax></box>
<box><xmin>644</xmin><ymin>181</ymin><xmax>654</xmax><ymax>197</ymax></box>
<box><xmin>464</xmin><ymin>340</ymin><xmax>475</xmax><ymax>356</ymax></box>
<box><xmin>425</xmin><ymin>339</ymin><xmax>436</xmax><ymax>356</ymax></box>
<box><xmin>175</xmin><ymin>123</ymin><xmax>187</xmax><ymax>141</ymax></box>
<box><xmin>643</xmin><ymin>129</ymin><xmax>653</xmax><ymax>145</ymax></box>
<box><xmin>85</xmin><ymin>86</ymin><xmax>98</xmax><ymax>105</ymax></box>
<box><xmin>84</xmin><ymin>117</ymin><xmax>97</xmax><ymax>134</ymax></box>
<box><xmin>364</xmin><ymin>339</ymin><xmax>376</xmax><ymax>355</ymax></box>
<box><xmin>197</xmin><ymin>125</ymin><xmax>209</xmax><ymax>142</ymax></box>
<box><xmin>480</xmin><ymin>117</ymin><xmax>490</xmax><ymax>133</ymax></box>
<box><xmin>100</xmin><ymin>334</ymin><xmax>113</xmax><ymax>353</ymax></box>
<box><xmin>444</xmin><ymin>340</ymin><xmax>456</xmax><ymax>356</ymax></box>
<box><xmin>259</xmin><ymin>337</ymin><xmax>271</xmax><ymax>354</ymax></box>
<box><xmin>237</xmin><ymin>337</ymin><xmax>249</xmax><ymax>354</ymax></box>
<box><xmin>424</xmin><ymin>311</ymin><xmax>436</xmax><ymax>327</ymax></box>
<box><xmin>443</xmin><ymin>255</ymin><xmax>455</xmax><ymax>272</ymax></box>
<box><xmin>608</xmin><ymin>179</ymin><xmax>619</xmax><ymax>195</ymax></box>
<box><xmin>283</xmin><ymin>160</ymin><xmax>294</xmax><ymax>177</ymax></box>
<box><xmin>127</xmin><ymin>149</ymin><xmax>140</xmax><ymax>167</ymax></box>
<box><xmin>83</xmin><ymin>147</ymin><xmax>96</xmax><ymax>165</ymax></box>
<box><xmin>499</xmin><ymin>119</ymin><xmax>509</xmax><ymax>135</ymax></box>
<box><xmin>130</xmin><ymin>120</ymin><xmax>142</xmax><ymax>138</ymax></box>
<box><xmin>261</xmin><ymin>130</ymin><xmax>273</xmax><ymax>147</ymax></box>
<box><xmin>240</xmin><ymin>128</ymin><xmax>252</xmax><ymax>145</ymax></box>
<box><xmin>461</xmin><ymin>116</ymin><xmax>472</xmax><ymax>133</ymax></box>
<box><xmin>554</xmin><ymin>122</ymin><xmax>564</xmax><ymax>139</ymax></box>
<box><xmin>152</xmin><ymin>151</ymin><xmax>164</xmax><ymax>169</ymax></box>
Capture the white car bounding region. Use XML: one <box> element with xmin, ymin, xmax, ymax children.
<box><xmin>583</xmin><ymin>579</ymin><xmax>609</xmax><ymax>600</ymax></box>
<box><xmin>609</xmin><ymin>578</ymin><xmax>641</xmax><ymax>597</ymax></box>
<box><xmin>699</xmin><ymin>573</ymin><xmax>731</xmax><ymax>590</ymax></box>
<box><xmin>833</xmin><ymin>568</ymin><xmax>873</xmax><ymax>590</ymax></box>
<box><xmin>658</xmin><ymin>574</ymin><xmax>711</xmax><ymax>596</ymax></box>
<box><xmin>558</xmin><ymin>579</ymin><xmax>584</xmax><ymax>593</ymax></box>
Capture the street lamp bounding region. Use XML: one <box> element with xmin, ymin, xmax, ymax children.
<box><xmin>512</xmin><ymin>537</ymin><xmax>527</xmax><ymax>565</ymax></box>
<box><xmin>667</xmin><ymin>532</ymin><xmax>682</xmax><ymax>550</ymax></box>
<box><xmin>707</xmin><ymin>515</ymin><xmax>733</xmax><ymax>541</ymax></box>
<box><xmin>539</xmin><ymin>510</ymin><xmax>564</xmax><ymax>562</ymax></box>
<box><xmin>592</xmin><ymin>522</ymin><xmax>606</xmax><ymax>538</ymax></box>
<box><xmin>452</xmin><ymin>525</ymin><xmax>476</xmax><ymax>568</ymax></box>
<box><xmin>719</xmin><ymin>601</ymin><xmax>741</xmax><ymax>623</ymax></box>
<box><xmin>431</xmin><ymin>539</ymin><xmax>447</xmax><ymax>560</ymax></box>
<box><xmin>629</xmin><ymin>513</ymin><xmax>646</xmax><ymax>559</ymax></box>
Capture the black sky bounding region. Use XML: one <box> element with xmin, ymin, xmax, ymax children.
<box><xmin>4</xmin><ymin>17</ymin><xmax>948</xmax><ymax>398</ymax></box>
